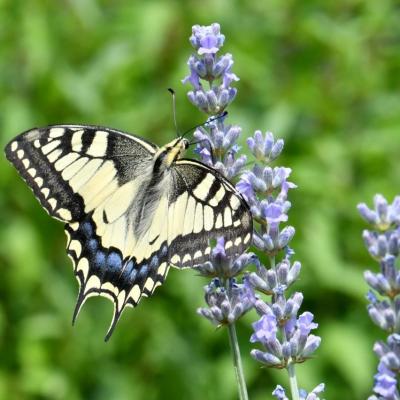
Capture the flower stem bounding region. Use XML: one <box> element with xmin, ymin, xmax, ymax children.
<box><xmin>227</xmin><ymin>322</ymin><xmax>249</xmax><ymax>400</ymax></box>
<box><xmin>287</xmin><ymin>362</ymin><xmax>300</xmax><ymax>400</ymax></box>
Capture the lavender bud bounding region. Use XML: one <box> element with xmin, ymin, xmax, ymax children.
<box><xmin>288</xmin><ymin>261</ymin><xmax>302</xmax><ymax>284</ymax></box>
<box><xmin>278</xmin><ymin>226</ymin><xmax>296</xmax><ymax>248</ymax></box>
<box><xmin>276</xmin><ymin>260</ymin><xmax>289</xmax><ymax>284</ymax></box>
<box><xmin>282</xmin><ymin>342</ymin><xmax>292</xmax><ymax>359</ymax></box>
<box><xmin>206</xmin><ymin>90</ymin><xmax>218</xmax><ymax>112</ymax></box>
<box><xmin>254</xmin><ymin>299</ymin><xmax>272</xmax><ymax>316</ymax></box>
<box><xmin>272</xmin><ymin>385</ymin><xmax>289</xmax><ymax>400</ymax></box>
<box><xmin>251</xmin><ymin>349</ymin><xmax>282</xmax><ymax>367</ymax></box>
<box><xmin>301</xmin><ymin>335</ymin><xmax>322</xmax><ymax>358</ymax></box>
<box><xmin>194</xmin><ymin>90</ymin><xmax>208</xmax><ymax>109</ymax></box>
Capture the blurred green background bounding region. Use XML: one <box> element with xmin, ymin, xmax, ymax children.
<box><xmin>1</xmin><ymin>1</ymin><xmax>399</xmax><ymax>399</ymax></box>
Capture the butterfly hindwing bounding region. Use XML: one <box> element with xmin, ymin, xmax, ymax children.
<box><xmin>65</xmin><ymin>214</ymin><xmax>170</xmax><ymax>340</ymax></box>
<box><xmin>167</xmin><ymin>160</ymin><xmax>252</xmax><ymax>268</ymax></box>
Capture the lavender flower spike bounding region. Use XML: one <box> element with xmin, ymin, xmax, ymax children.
<box><xmin>244</xmin><ymin>102</ymin><xmax>322</xmax><ymax>397</ymax></box>
<box><xmin>183</xmin><ymin>23</ymin><xmax>252</xmax><ymax>400</ymax></box>
<box><xmin>358</xmin><ymin>194</ymin><xmax>400</xmax><ymax>398</ymax></box>
<box><xmin>183</xmin><ymin>23</ymin><xmax>238</xmax><ymax>114</ymax></box>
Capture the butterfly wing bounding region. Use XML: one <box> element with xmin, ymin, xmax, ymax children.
<box><xmin>5</xmin><ymin>125</ymin><xmax>162</xmax><ymax>339</ymax></box>
<box><xmin>5</xmin><ymin>125</ymin><xmax>157</xmax><ymax>222</ymax></box>
<box><xmin>167</xmin><ymin>159</ymin><xmax>252</xmax><ymax>268</ymax></box>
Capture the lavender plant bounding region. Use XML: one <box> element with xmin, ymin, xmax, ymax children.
<box><xmin>182</xmin><ymin>23</ymin><xmax>255</xmax><ymax>400</ymax></box>
<box><xmin>182</xmin><ymin>23</ymin><xmax>323</xmax><ymax>400</ymax></box>
<box><xmin>241</xmin><ymin>133</ymin><xmax>323</xmax><ymax>400</ymax></box>
<box><xmin>358</xmin><ymin>195</ymin><xmax>400</xmax><ymax>399</ymax></box>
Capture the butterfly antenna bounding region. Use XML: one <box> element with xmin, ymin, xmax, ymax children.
<box><xmin>181</xmin><ymin>111</ymin><xmax>228</xmax><ymax>138</ymax></box>
<box><xmin>168</xmin><ymin>88</ymin><xmax>179</xmax><ymax>137</ymax></box>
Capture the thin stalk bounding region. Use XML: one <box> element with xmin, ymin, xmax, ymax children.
<box><xmin>287</xmin><ymin>362</ymin><xmax>300</xmax><ymax>400</ymax></box>
<box><xmin>227</xmin><ymin>322</ymin><xmax>249</xmax><ymax>400</ymax></box>
<box><xmin>223</xmin><ymin>278</ymin><xmax>249</xmax><ymax>400</ymax></box>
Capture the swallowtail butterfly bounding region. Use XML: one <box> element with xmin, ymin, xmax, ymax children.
<box><xmin>5</xmin><ymin>125</ymin><xmax>252</xmax><ymax>339</ymax></box>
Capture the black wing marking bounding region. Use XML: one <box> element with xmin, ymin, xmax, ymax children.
<box><xmin>167</xmin><ymin>159</ymin><xmax>253</xmax><ymax>268</ymax></box>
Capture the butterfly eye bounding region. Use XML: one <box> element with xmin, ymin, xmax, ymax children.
<box><xmin>183</xmin><ymin>139</ymin><xmax>189</xmax><ymax>149</ymax></box>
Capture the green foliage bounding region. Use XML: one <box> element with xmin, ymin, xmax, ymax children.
<box><xmin>1</xmin><ymin>1</ymin><xmax>399</xmax><ymax>399</ymax></box>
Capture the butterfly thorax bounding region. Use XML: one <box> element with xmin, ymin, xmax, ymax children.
<box><xmin>153</xmin><ymin>137</ymin><xmax>189</xmax><ymax>172</ymax></box>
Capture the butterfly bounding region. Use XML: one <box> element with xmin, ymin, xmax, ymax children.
<box><xmin>5</xmin><ymin>125</ymin><xmax>252</xmax><ymax>339</ymax></box>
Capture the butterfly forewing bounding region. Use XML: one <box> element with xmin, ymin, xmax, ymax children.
<box><xmin>5</xmin><ymin>125</ymin><xmax>252</xmax><ymax>340</ymax></box>
<box><xmin>5</xmin><ymin>125</ymin><xmax>157</xmax><ymax>221</ymax></box>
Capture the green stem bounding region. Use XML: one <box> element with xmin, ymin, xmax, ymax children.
<box><xmin>227</xmin><ymin>322</ymin><xmax>249</xmax><ymax>400</ymax></box>
<box><xmin>287</xmin><ymin>362</ymin><xmax>300</xmax><ymax>400</ymax></box>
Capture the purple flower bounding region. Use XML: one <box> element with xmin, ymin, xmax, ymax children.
<box><xmin>250</xmin><ymin>314</ymin><xmax>278</xmax><ymax>344</ymax></box>
<box><xmin>190</xmin><ymin>23</ymin><xmax>225</xmax><ymax>55</ymax></box>
<box><xmin>358</xmin><ymin>194</ymin><xmax>400</xmax><ymax>230</ymax></box>
<box><xmin>194</xmin><ymin>237</ymin><xmax>258</xmax><ymax>278</ymax></box>
<box><xmin>247</xmin><ymin>130</ymin><xmax>284</xmax><ymax>163</ymax></box>
<box><xmin>236</xmin><ymin>165</ymin><xmax>295</xmax><ymax>205</ymax></box>
<box><xmin>197</xmin><ymin>277</ymin><xmax>254</xmax><ymax>325</ymax></box>
<box><xmin>193</xmin><ymin>118</ymin><xmax>247</xmax><ymax>179</ymax></box>
<box><xmin>272</xmin><ymin>385</ymin><xmax>289</xmax><ymax>400</ymax></box>
<box><xmin>185</xmin><ymin>22</ymin><xmax>321</xmax><ymax>399</ymax></box>
<box><xmin>249</xmin><ymin>258</ymin><xmax>301</xmax><ymax>295</ymax></box>
<box><xmin>359</xmin><ymin>194</ymin><xmax>400</xmax><ymax>398</ymax></box>
<box><xmin>250</xmin><ymin>295</ymin><xmax>320</xmax><ymax>368</ymax></box>
<box><xmin>272</xmin><ymin>384</ymin><xmax>325</xmax><ymax>400</ymax></box>
<box><xmin>183</xmin><ymin>23</ymin><xmax>238</xmax><ymax>114</ymax></box>
<box><xmin>373</xmin><ymin>360</ymin><xmax>399</xmax><ymax>399</ymax></box>
<box><xmin>299</xmin><ymin>383</ymin><xmax>325</xmax><ymax>400</ymax></box>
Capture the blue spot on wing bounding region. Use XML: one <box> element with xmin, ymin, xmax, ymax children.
<box><xmin>159</xmin><ymin>245</ymin><xmax>168</xmax><ymax>258</ymax></box>
<box><xmin>107</xmin><ymin>252</ymin><xmax>122</xmax><ymax>270</ymax></box>
<box><xmin>87</xmin><ymin>239</ymin><xmax>98</xmax><ymax>251</ymax></box>
<box><xmin>94</xmin><ymin>252</ymin><xmax>106</xmax><ymax>269</ymax></box>
<box><xmin>82</xmin><ymin>222</ymin><xmax>93</xmax><ymax>238</ymax></box>
<box><xmin>137</xmin><ymin>264</ymin><xmax>148</xmax><ymax>282</ymax></box>
<box><xmin>150</xmin><ymin>255</ymin><xmax>159</xmax><ymax>269</ymax></box>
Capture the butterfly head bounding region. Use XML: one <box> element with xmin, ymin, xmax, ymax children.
<box><xmin>154</xmin><ymin>137</ymin><xmax>190</xmax><ymax>170</ymax></box>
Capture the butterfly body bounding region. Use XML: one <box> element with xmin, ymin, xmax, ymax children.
<box><xmin>5</xmin><ymin>125</ymin><xmax>252</xmax><ymax>339</ymax></box>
